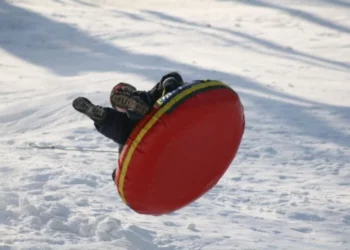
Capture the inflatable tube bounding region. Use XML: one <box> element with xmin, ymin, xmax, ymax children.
<box><xmin>115</xmin><ymin>80</ymin><xmax>245</xmax><ymax>215</ymax></box>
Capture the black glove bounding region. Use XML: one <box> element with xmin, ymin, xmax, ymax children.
<box><xmin>160</xmin><ymin>72</ymin><xmax>184</xmax><ymax>86</ymax></box>
<box><xmin>160</xmin><ymin>72</ymin><xmax>184</xmax><ymax>93</ymax></box>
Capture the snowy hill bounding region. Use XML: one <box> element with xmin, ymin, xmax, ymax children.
<box><xmin>1</xmin><ymin>0</ymin><xmax>349</xmax><ymax>249</ymax></box>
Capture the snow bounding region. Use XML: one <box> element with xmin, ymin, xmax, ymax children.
<box><xmin>1</xmin><ymin>0</ymin><xmax>350</xmax><ymax>249</ymax></box>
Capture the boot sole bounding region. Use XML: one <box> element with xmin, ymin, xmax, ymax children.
<box><xmin>73</xmin><ymin>97</ymin><xmax>106</xmax><ymax>122</ymax></box>
<box><xmin>111</xmin><ymin>93</ymin><xmax>149</xmax><ymax>116</ymax></box>
<box><xmin>73</xmin><ymin>97</ymin><xmax>94</xmax><ymax>113</ymax></box>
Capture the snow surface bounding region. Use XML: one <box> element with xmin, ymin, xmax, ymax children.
<box><xmin>1</xmin><ymin>0</ymin><xmax>350</xmax><ymax>249</ymax></box>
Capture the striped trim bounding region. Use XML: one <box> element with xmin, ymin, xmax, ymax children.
<box><xmin>118</xmin><ymin>80</ymin><xmax>228</xmax><ymax>204</ymax></box>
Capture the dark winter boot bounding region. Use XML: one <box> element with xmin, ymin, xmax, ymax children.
<box><xmin>72</xmin><ymin>97</ymin><xmax>107</xmax><ymax>123</ymax></box>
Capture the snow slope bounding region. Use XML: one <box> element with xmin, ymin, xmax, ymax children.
<box><xmin>1</xmin><ymin>0</ymin><xmax>350</xmax><ymax>249</ymax></box>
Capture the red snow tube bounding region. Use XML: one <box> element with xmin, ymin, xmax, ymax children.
<box><xmin>114</xmin><ymin>80</ymin><xmax>245</xmax><ymax>215</ymax></box>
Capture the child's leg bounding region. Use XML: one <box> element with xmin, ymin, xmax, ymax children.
<box><xmin>94</xmin><ymin>107</ymin><xmax>138</xmax><ymax>146</ymax></box>
<box><xmin>95</xmin><ymin>108</ymin><xmax>139</xmax><ymax>181</ymax></box>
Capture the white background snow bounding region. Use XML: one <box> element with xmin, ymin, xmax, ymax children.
<box><xmin>1</xmin><ymin>0</ymin><xmax>350</xmax><ymax>249</ymax></box>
